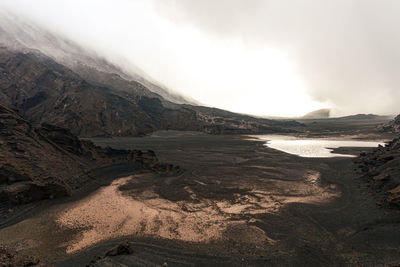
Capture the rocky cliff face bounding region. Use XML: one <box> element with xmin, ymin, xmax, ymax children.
<box><xmin>378</xmin><ymin>115</ymin><xmax>400</xmax><ymax>134</ymax></box>
<box><xmin>0</xmin><ymin>46</ymin><xmax>301</xmax><ymax>137</ymax></box>
<box><xmin>0</xmin><ymin>104</ymin><xmax>175</xmax><ymax>207</ymax></box>
<box><xmin>355</xmin><ymin>136</ymin><xmax>400</xmax><ymax>207</ymax></box>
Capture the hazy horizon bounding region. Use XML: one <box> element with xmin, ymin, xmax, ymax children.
<box><xmin>1</xmin><ymin>0</ymin><xmax>399</xmax><ymax>117</ymax></box>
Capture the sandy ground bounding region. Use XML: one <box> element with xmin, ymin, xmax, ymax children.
<box><xmin>1</xmin><ymin>133</ymin><xmax>400</xmax><ymax>266</ymax></box>
<box><xmin>57</xmin><ymin>175</ymin><xmax>228</xmax><ymax>253</ymax></box>
<box><xmin>55</xmin><ymin>169</ymin><xmax>338</xmax><ymax>254</ymax></box>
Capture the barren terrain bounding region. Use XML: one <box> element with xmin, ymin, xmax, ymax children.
<box><xmin>1</xmin><ymin>133</ymin><xmax>399</xmax><ymax>266</ymax></box>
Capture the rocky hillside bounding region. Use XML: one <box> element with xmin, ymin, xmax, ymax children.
<box><xmin>355</xmin><ymin>136</ymin><xmax>400</xmax><ymax>208</ymax></box>
<box><xmin>0</xmin><ymin>46</ymin><xmax>156</xmax><ymax>137</ymax></box>
<box><xmin>378</xmin><ymin>114</ymin><xmax>400</xmax><ymax>134</ymax></box>
<box><xmin>0</xmin><ymin>46</ymin><xmax>301</xmax><ymax>137</ymax></box>
<box><xmin>0</xmin><ymin>104</ymin><xmax>175</xmax><ymax>207</ymax></box>
<box><xmin>0</xmin><ymin>14</ymin><xmax>194</xmax><ymax>106</ymax></box>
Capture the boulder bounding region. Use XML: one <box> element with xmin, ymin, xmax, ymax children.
<box><xmin>104</xmin><ymin>241</ymin><xmax>134</xmax><ymax>257</ymax></box>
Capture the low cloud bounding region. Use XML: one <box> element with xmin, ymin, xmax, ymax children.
<box><xmin>1</xmin><ymin>0</ymin><xmax>399</xmax><ymax>116</ymax></box>
<box><xmin>155</xmin><ymin>0</ymin><xmax>400</xmax><ymax>115</ymax></box>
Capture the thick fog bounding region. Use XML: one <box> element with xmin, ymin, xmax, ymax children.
<box><xmin>1</xmin><ymin>0</ymin><xmax>399</xmax><ymax>117</ymax></box>
<box><xmin>156</xmin><ymin>0</ymin><xmax>400</xmax><ymax>116</ymax></box>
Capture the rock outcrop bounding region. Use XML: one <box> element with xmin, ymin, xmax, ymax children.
<box><xmin>0</xmin><ymin>104</ymin><xmax>176</xmax><ymax>207</ymax></box>
<box><xmin>355</xmin><ymin>136</ymin><xmax>400</xmax><ymax>207</ymax></box>
<box><xmin>0</xmin><ymin>245</ymin><xmax>42</xmax><ymax>267</ymax></box>
<box><xmin>85</xmin><ymin>240</ymin><xmax>135</xmax><ymax>266</ymax></box>
<box><xmin>104</xmin><ymin>241</ymin><xmax>134</xmax><ymax>257</ymax></box>
<box><xmin>378</xmin><ymin>115</ymin><xmax>400</xmax><ymax>134</ymax></box>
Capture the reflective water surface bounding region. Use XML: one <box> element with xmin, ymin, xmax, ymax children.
<box><xmin>252</xmin><ymin>135</ymin><xmax>384</xmax><ymax>158</ymax></box>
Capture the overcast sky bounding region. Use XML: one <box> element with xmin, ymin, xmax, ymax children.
<box><xmin>1</xmin><ymin>0</ymin><xmax>399</xmax><ymax>117</ymax></box>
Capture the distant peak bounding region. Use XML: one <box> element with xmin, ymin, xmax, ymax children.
<box><xmin>302</xmin><ymin>109</ymin><xmax>330</xmax><ymax>119</ymax></box>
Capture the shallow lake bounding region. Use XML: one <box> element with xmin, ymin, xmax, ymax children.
<box><xmin>251</xmin><ymin>135</ymin><xmax>384</xmax><ymax>158</ymax></box>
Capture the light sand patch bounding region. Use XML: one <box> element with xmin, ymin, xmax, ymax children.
<box><xmin>216</xmin><ymin>171</ymin><xmax>339</xmax><ymax>215</ymax></box>
<box><xmin>57</xmin><ymin>176</ymin><xmax>228</xmax><ymax>253</ymax></box>
<box><xmin>56</xmin><ymin>171</ymin><xmax>339</xmax><ymax>253</ymax></box>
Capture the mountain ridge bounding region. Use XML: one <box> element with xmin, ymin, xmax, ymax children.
<box><xmin>0</xmin><ymin>46</ymin><xmax>301</xmax><ymax>137</ymax></box>
<box><xmin>0</xmin><ymin>13</ymin><xmax>196</xmax><ymax>105</ymax></box>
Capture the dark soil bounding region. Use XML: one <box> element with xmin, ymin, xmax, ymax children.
<box><xmin>1</xmin><ymin>133</ymin><xmax>400</xmax><ymax>266</ymax></box>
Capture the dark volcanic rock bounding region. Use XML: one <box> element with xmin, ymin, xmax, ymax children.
<box><xmin>0</xmin><ymin>104</ymin><xmax>175</xmax><ymax>207</ymax></box>
<box><xmin>0</xmin><ymin>164</ymin><xmax>31</xmax><ymax>184</ymax></box>
<box><xmin>1</xmin><ymin>181</ymin><xmax>70</xmax><ymax>205</ymax></box>
<box><xmin>378</xmin><ymin>114</ymin><xmax>400</xmax><ymax>134</ymax></box>
<box><xmin>85</xmin><ymin>241</ymin><xmax>135</xmax><ymax>266</ymax></box>
<box><xmin>0</xmin><ymin>104</ymin><xmax>77</xmax><ymax>205</ymax></box>
<box><xmin>0</xmin><ymin>245</ymin><xmax>42</xmax><ymax>266</ymax></box>
<box><xmin>104</xmin><ymin>241</ymin><xmax>134</xmax><ymax>257</ymax></box>
<box><xmin>39</xmin><ymin>123</ymin><xmax>84</xmax><ymax>155</ymax></box>
<box><xmin>355</xmin><ymin>136</ymin><xmax>400</xmax><ymax>208</ymax></box>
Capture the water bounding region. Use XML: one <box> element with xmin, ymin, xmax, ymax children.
<box><xmin>251</xmin><ymin>135</ymin><xmax>384</xmax><ymax>158</ymax></box>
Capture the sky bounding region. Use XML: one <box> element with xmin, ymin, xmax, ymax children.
<box><xmin>0</xmin><ymin>0</ymin><xmax>399</xmax><ymax>117</ymax></box>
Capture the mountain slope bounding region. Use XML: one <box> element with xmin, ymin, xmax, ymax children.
<box><xmin>0</xmin><ymin>46</ymin><xmax>301</xmax><ymax>137</ymax></box>
<box><xmin>0</xmin><ymin>46</ymin><xmax>155</xmax><ymax>136</ymax></box>
<box><xmin>0</xmin><ymin>13</ymin><xmax>196</xmax><ymax>105</ymax></box>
